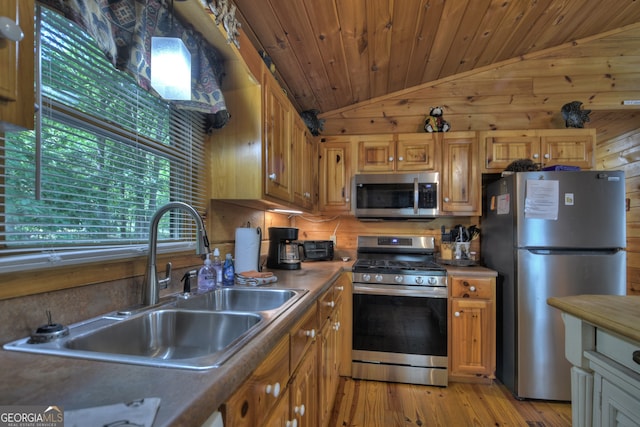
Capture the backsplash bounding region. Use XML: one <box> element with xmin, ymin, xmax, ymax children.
<box><xmin>0</xmin><ymin>267</ymin><xmax>192</xmax><ymax>343</ymax></box>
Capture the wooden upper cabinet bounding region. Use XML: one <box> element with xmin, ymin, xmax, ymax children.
<box><xmin>396</xmin><ymin>134</ymin><xmax>437</xmax><ymax>171</ymax></box>
<box><xmin>318</xmin><ymin>136</ymin><xmax>352</xmax><ymax>213</ymax></box>
<box><xmin>356</xmin><ymin>135</ymin><xmax>395</xmax><ymax>172</ymax></box>
<box><xmin>264</xmin><ymin>73</ymin><xmax>293</xmax><ymax>202</ymax></box>
<box><xmin>357</xmin><ymin>134</ymin><xmax>437</xmax><ymax>172</ymax></box>
<box><xmin>541</xmin><ymin>133</ymin><xmax>594</xmax><ymax>169</ymax></box>
<box><xmin>481</xmin><ymin>129</ymin><xmax>595</xmax><ymax>172</ymax></box>
<box><xmin>441</xmin><ymin>132</ymin><xmax>480</xmax><ymax>215</ymax></box>
<box><xmin>0</xmin><ymin>0</ymin><xmax>35</xmax><ymax>131</ymax></box>
<box><xmin>292</xmin><ymin>117</ymin><xmax>316</xmax><ymax>210</ymax></box>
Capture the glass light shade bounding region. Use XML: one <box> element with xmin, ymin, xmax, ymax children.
<box><xmin>151</xmin><ymin>37</ymin><xmax>191</xmax><ymax>100</ymax></box>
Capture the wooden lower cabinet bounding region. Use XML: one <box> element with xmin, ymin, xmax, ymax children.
<box><xmin>223</xmin><ymin>334</ymin><xmax>291</xmax><ymax>427</ymax></box>
<box><xmin>318</xmin><ymin>274</ymin><xmax>348</xmax><ymax>427</ymax></box>
<box><xmin>291</xmin><ymin>344</ymin><xmax>318</xmax><ymax>427</ymax></box>
<box><xmin>222</xmin><ymin>273</ymin><xmax>351</xmax><ymax>427</ymax></box>
<box><xmin>449</xmin><ymin>275</ymin><xmax>496</xmax><ymax>383</ymax></box>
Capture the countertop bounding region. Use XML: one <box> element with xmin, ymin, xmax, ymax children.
<box><xmin>0</xmin><ymin>261</ymin><xmax>348</xmax><ymax>426</ymax></box>
<box><xmin>0</xmin><ymin>260</ymin><xmax>494</xmax><ymax>426</ymax></box>
<box><xmin>547</xmin><ymin>295</ymin><xmax>640</xmax><ymax>343</ymax></box>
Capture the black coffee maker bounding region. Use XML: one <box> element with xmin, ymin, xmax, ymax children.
<box><xmin>266</xmin><ymin>227</ymin><xmax>301</xmax><ymax>270</ymax></box>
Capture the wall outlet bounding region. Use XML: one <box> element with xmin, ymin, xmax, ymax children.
<box><xmin>330</xmin><ymin>234</ymin><xmax>337</xmax><ymax>246</ymax></box>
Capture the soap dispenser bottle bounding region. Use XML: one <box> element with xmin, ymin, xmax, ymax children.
<box><xmin>222</xmin><ymin>253</ymin><xmax>235</xmax><ymax>286</ymax></box>
<box><xmin>197</xmin><ymin>253</ymin><xmax>216</xmax><ymax>292</ymax></box>
<box><xmin>211</xmin><ymin>248</ymin><xmax>223</xmax><ymax>284</ymax></box>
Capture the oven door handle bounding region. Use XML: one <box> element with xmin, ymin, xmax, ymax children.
<box><xmin>353</xmin><ymin>284</ymin><xmax>447</xmax><ymax>298</ymax></box>
<box><xmin>413</xmin><ymin>177</ymin><xmax>419</xmax><ymax>214</ymax></box>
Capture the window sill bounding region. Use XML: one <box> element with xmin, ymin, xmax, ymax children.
<box><xmin>0</xmin><ymin>243</ymin><xmax>204</xmax><ymax>300</ymax></box>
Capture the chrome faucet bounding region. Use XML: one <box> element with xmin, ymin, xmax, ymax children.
<box><xmin>143</xmin><ymin>202</ymin><xmax>210</xmax><ymax>305</ymax></box>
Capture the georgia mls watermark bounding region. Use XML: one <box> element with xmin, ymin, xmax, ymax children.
<box><xmin>0</xmin><ymin>406</ymin><xmax>63</xmax><ymax>427</ymax></box>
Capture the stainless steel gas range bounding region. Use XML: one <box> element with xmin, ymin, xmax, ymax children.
<box><xmin>351</xmin><ymin>235</ymin><xmax>448</xmax><ymax>386</ymax></box>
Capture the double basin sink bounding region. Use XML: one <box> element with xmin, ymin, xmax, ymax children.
<box><xmin>4</xmin><ymin>287</ymin><xmax>307</xmax><ymax>370</ymax></box>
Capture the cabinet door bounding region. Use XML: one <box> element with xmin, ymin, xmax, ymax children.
<box><xmin>600</xmin><ymin>375</ymin><xmax>640</xmax><ymax>427</ymax></box>
<box><xmin>291</xmin><ymin>346</ymin><xmax>318</xmax><ymax>427</ymax></box>
<box><xmin>450</xmin><ymin>298</ymin><xmax>494</xmax><ymax>378</ymax></box>
<box><xmin>264</xmin><ymin>76</ymin><xmax>292</xmax><ymax>202</ymax></box>
<box><xmin>223</xmin><ymin>335</ymin><xmax>290</xmax><ymax>427</ymax></box>
<box><xmin>318</xmin><ymin>300</ymin><xmax>341</xmax><ymax>427</ymax></box>
<box><xmin>482</xmin><ymin>132</ymin><xmax>539</xmax><ymax>171</ymax></box>
<box><xmin>318</xmin><ymin>137</ymin><xmax>352</xmax><ymax>213</ymax></box>
<box><xmin>541</xmin><ymin>133</ymin><xmax>594</xmax><ymax>169</ymax></box>
<box><xmin>292</xmin><ymin>118</ymin><xmax>316</xmax><ymax>210</ymax></box>
<box><xmin>0</xmin><ymin>0</ymin><xmax>19</xmax><ymax>101</ymax></box>
<box><xmin>0</xmin><ymin>0</ymin><xmax>35</xmax><ymax>131</ymax></box>
<box><xmin>441</xmin><ymin>133</ymin><xmax>480</xmax><ymax>215</ymax></box>
<box><xmin>262</xmin><ymin>387</ymin><xmax>293</xmax><ymax>427</ymax></box>
<box><xmin>356</xmin><ymin>135</ymin><xmax>395</xmax><ymax>172</ymax></box>
<box><xmin>396</xmin><ymin>133</ymin><xmax>437</xmax><ymax>171</ymax></box>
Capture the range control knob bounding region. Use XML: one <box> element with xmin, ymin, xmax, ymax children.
<box><xmin>414</xmin><ymin>276</ymin><xmax>424</xmax><ymax>285</ymax></box>
<box><xmin>375</xmin><ymin>274</ymin><xmax>384</xmax><ymax>282</ymax></box>
<box><xmin>427</xmin><ymin>277</ymin><xmax>438</xmax><ymax>285</ymax></box>
<box><xmin>394</xmin><ymin>275</ymin><xmax>403</xmax><ymax>283</ymax></box>
<box><xmin>362</xmin><ymin>274</ymin><xmax>371</xmax><ymax>282</ymax></box>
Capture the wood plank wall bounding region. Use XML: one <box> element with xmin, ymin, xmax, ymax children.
<box><xmin>597</xmin><ymin>129</ymin><xmax>640</xmax><ymax>295</ymax></box>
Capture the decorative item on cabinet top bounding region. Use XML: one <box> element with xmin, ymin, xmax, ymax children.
<box><xmin>561</xmin><ymin>101</ymin><xmax>591</xmax><ymax>129</ymax></box>
<box><xmin>424</xmin><ymin>106</ymin><xmax>450</xmax><ymax>133</ymax></box>
<box><xmin>301</xmin><ymin>109</ymin><xmax>325</xmax><ymax>136</ymax></box>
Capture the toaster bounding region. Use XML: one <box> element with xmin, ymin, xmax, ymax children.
<box><xmin>300</xmin><ymin>240</ymin><xmax>334</xmax><ymax>261</ymax></box>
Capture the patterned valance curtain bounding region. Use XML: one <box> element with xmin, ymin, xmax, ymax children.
<box><xmin>39</xmin><ymin>0</ymin><xmax>229</xmax><ymax>129</ymax></box>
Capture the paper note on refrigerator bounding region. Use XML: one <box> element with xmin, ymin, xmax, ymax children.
<box><xmin>524</xmin><ymin>179</ymin><xmax>559</xmax><ymax>220</ymax></box>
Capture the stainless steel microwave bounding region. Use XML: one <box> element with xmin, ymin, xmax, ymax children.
<box><xmin>353</xmin><ymin>172</ymin><xmax>440</xmax><ymax>220</ymax></box>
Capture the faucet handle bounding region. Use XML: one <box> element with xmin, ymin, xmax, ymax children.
<box><xmin>159</xmin><ymin>262</ymin><xmax>172</xmax><ymax>289</ymax></box>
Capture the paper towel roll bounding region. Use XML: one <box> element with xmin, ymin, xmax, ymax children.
<box><xmin>235</xmin><ymin>227</ymin><xmax>262</xmax><ymax>274</ymax></box>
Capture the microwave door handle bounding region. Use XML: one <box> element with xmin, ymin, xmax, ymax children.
<box><xmin>413</xmin><ymin>177</ymin><xmax>419</xmax><ymax>214</ymax></box>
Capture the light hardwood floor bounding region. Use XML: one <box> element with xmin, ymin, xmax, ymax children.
<box><xmin>328</xmin><ymin>378</ymin><xmax>572</xmax><ymax>427</ymax></box>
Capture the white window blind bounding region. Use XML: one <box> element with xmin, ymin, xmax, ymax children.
<box><xmin>0</xmin><ymin>7</ymin><xmax>208</xmax><ymax>271</ymax></box>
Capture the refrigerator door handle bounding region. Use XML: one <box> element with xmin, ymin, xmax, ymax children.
<box><xmin>525</xmin><ymin>248</ymin><xmax>623</xmax><ymax>256</ymax></box>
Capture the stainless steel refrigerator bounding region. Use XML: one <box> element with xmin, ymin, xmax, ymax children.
<box><xmin>481</xmin><ymin>170</ymin><xmax>626</xmax><ymax>401</ymax></box>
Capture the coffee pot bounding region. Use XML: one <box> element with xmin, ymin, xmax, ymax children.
<box><xmin>266</xmin><ymin>227</ymin><xmax>301</xmax><ymax>270</ymax></box>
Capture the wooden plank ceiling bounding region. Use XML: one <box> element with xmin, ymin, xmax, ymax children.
<box><xmin>232</xmin><ymin>0</ymin><xmax>640</xmax><ymax>141</ymax></box>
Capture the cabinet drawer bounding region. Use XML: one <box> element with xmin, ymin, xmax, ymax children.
<box><xmin>596</xmin><ymin>329</ymin><xmax>640</xmax><ymax>375</ymax></box>
<box><xmin>223</xmin><ymin>334</ymin><xmax>290</xmax><ymax>427</ymax></box>
<box><xmin>451</xmin><ymin>277</ymin><xmax>494</xmax><ymax>299</ymax></box>
<box><xmin>319</xmin><ymin>278</ymin><xmax>346</xmax><ymax>322</ymax></box>
<box><xmin>290</xmin><ymin>304</ymin><xmax>318</xmax><ymax>373</ymax></box>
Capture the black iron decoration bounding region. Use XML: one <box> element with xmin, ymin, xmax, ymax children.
<box><xmin>206</xmin><ymin>0</ymin><xmax>242</xmax><ymax>48</ymax></box>
<box><xmin>301</xmin><ymin>110</ymin><xmax>325</xmax><ymax>136</ymax></box>
<box><xmin>561</xmin><ymin>101</ymin><xmax>591</xmax><ymax>128</ymax></box>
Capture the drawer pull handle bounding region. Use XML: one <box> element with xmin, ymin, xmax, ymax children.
<box><xmin>336</xmin><ymin>286</ymin><xmax>344</xmax><ymax>292</ymax></box>
<box><xmin>265</xmin><ymin>382</ymin><xmax>281</xmax><ymax>398</ymax></box>
<box><xmin>325</xmin><ymin>301</ymin><xmax>335</xmax><ymax>308</ymax></box>
<box><xmin>294</xmin><ymin>404</ymin><xmax>305</xmax><ymax>416</ymax></box>
<box><xmin>304</xmin><ymin>329</ymin><xmax>316</xmax><ymax>339</ymax></box>
<box><xmin>333</xmin><ymin>321</ymin><xmax>341</xmax><ymax>331</ymax></box>
<box><xmin>454</xmin><ymin>311</ymin><xmax>462</xmax><ymax>317</ymax></box>
<box><xmin>633</xmin><ymin>350</ymin><xmax>640</xmax><ymax>365</ymax></box>
<box><xmin>469</xmin><ymin>286</ymin><xmax>476</xmax><ymax>292</ymax></box>
<box><xmin>286</xmin><ymin>420</ymin><xmax>298</xmax><ymax>427</ymax></box>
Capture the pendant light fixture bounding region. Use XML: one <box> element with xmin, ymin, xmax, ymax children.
<box><xmin>151</xmin><ymin>0</ymin><xmax>191</xmax><ymax>100</ymax></box>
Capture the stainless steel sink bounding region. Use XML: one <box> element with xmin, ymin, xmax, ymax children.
<box><xmin>67</xmin><ymin>309</ymin><xmax>261</xmax><ymax>359</ymax></box>
<box><xmin>4</xmin><ymin>309</ymin><xmax>264</xmax><ymax>370</ymax></box>
<box><xmin>4</xmin><ymin>287</ymin><xmax>307</xmax><ymax>370</ymax></box>
<box><xmin>175</xmin><ymin>287</ymin><xmax>302</xmax><ymax>312</ymax></box>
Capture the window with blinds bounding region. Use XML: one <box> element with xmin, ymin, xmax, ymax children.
<box><xmin>0</xmin><ymin>7</ymin><xmax>208</xmax><ymax>272</ymax></box>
